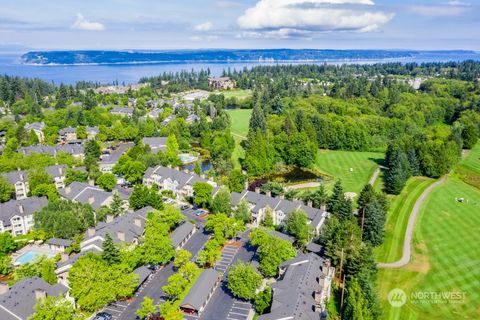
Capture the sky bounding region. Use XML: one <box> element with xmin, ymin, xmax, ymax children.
<box><xmin>0</xmin><ymin>0</ymin><xmax>478</xmax><ymax>50</ymax></box>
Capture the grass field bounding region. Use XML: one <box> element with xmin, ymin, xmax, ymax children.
<box><xmin>458</xmin><ymin>142</ymin><xmax>480</xmax><ymax>176</ymax></box>
<box><xmin>227</xmin><ymin>109</ymin><xmax>252</xmax><ymax>138</ymax></box>
<box><xmin>220</xmin><ymin>89</ymin><xmax>252</xmax><ymax>100</ymax></box>
<box><xmin>377</xmin><ymin>177</ymin><xmax>480</xmax><ymax>319</ymax></box>
<box><xmin>375</xmin><ymin>177</ymin><xmax>435</xmax><ymax>263</ymax></box>
<box><xmin>313</xmin><ymin>150</ymin><xmax>384</xmax><ymax>195</ymax></box>
<box><xmin>227</xmin><ymin>109</ymin><xmax>252</xmax><ymax>168</ymax></box>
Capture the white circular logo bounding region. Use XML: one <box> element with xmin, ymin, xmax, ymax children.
<box><xmin>388</xmin><ymin>288</ymin><xmax>407</xmax><ymax>307</ymax></box>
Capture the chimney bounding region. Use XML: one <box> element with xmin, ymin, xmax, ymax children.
<box><xmin>34</xmin><ymin>288</ymin><xmax>47</xmax><ymax>300</ymax></box>
<box><xmin>266</xmin><ymin>191</ymin><xmax>272</xmax><ymax>197</ymax></box>
<box><xmin>88</xmin><ymin>179</ymin><xmax>95</xmax><ymax>186</ymax></box>
<box><xmin>19</xmin><ymin>173</ymin><xmax>24</xmax><ymax>181</ymax></box>
<box><xmin>320</xmin><ymin>204</ymin><xmax>327</xmax><ymax>212</ymax></box>
<box><xmin>65</xmin><ymin>186</ymin><xmax>72</xmax><ymax>194</ymax></box>
<box><xmin>117</xmin><ymin>231</ymin><xmax>125</xmax><ymax>242</ymax></box>
<box><xmin>59</xmin><ymin>166</ymin><xmax>64</xmax><ymax>175</ymax></box>
<box><xmin>106</xmin><ymin>215</ymin><xmax>114</xmax><ymax>223</ymax></box>
<box><xmin>88</xmin><ymin>196</ymin><xmax>95</xmax><ymax>205</ymax></box>
<box><xmin>134</xmin><ymin>217</ymin><xmax>142</xmax><ymax>227</ymax></box>
<box><xmin>255</xmin><ymin>187</ymin><xmax>260</xmax><ymax>194</ymax></box>
<box><xmin>307</xmin><ymin>200</ymin><xmax>313</xmax><ymax>208</ymax></box>
<box><xmin>88</xmin><ymin>228</ymin><xmax>95</xmax><ymax>237</ymax></box>
<box><xmin>244</xmin><ymin>179</ymin><xmax>249</xmax><ymax>190</ymax></box>
<box><xmin>280</xmin><ymin>194</ymin><xmax>285</xmax><ymax>200</ymax></box>
<box><xmin>0</xmin><ymin>283</ymin><xmax>9</xmax><ymax>294</ymax></box>
<box><xmin>17</xmin><ymin>204</ymin><xmax>24</xmax><ymax>214</ymax></box>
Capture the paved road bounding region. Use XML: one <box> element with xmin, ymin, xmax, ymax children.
<box><xmin>113</xmin><ymin>227</ymin><xmax>211</xmax><ymax>320</ymax></box>
<box><xmin>378</xmin><ymin>176</ymin><xmax>446</xmax><ymax>268</ymax></box>
<box><xmin>201</xmin><ymin>236</ymin><xmax>256</xmax><ymax>320</ymax></box>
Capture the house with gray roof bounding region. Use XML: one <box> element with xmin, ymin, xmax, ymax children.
<box><xmin>3</xmin><ymin>169</ymin><xmax>29</xmax><ymax>199</ymax></box>
<box><xmin>98</xmin><ymin>142</ymin><xmax>134</xmax><ymax>173</ymax></box>
<box><xmin>258</xmin><ymin>253</ymin><xmax>334</xmax><ymax>320</ymax></box>
<box><xmin>58</xmin><ymin>182</ymin><xmax>115</xmax><ymax>211</ymax></box>
<box><xmin>142</xmin><ymin>137</ymin><xmax>167</xmax><ymax>154</ymax></box>
<box><xmin>18</xmin><ymin>144</ymin><xmax>84</xmax><ymax>159</ymax></box>
<box><xmin>110</xmin><ymin>107</ymin><xmax>134</xmax><ymax>117</ymax></box>
<box><xmin>161</xmin><ymin>114</ymin><xmax>176</xmax><ymax>126</ymax></box>
<box><xmin>143</xmin><ymin>166</ymin><xmax>217</xmax><ymax>200</ymax></box>
<box><xmin>24</xmin><ymin>122</ymin><xmax>45</xmax><ymax>143</ymax></box>
<box><xmin>86</xmin><ymin>126</ymin><xmax>99</xmax><ymax>140</ymax></box>
<box><xmin>45</xmin><ymin>164</ymin><xmax>67</xmax><ymax>189</ymax></box>
<box><xmin>142</xmin><ymin>108</ymin><xmax>163</xmax><ymax>121</ymax></box>
<box><xmin>169</xmin><ymin>220</ymin><xmax>196</xmax><ymax>250</ymax></box>
<box><xmin>0</xmin><ymin>277</ymin><xmax>70</xmax><ymax>320</ymax></box>
<box><xmin>58</xmin><ymin>127</ymin><xmax>77</xmax><ymax>142</ymax></box>
<box><xmin>47</xmin><ymin>238</ymin><xmax>74</xmax><ymax>252</ymax></box>
<box><xmin>180</xmin><ymin>268</ymin><xmax>220</xmax><ymax>316</ymax></box>
<box><xmin>0</xmin><ymin>197</ymin><xmax>48</xmax><ymax>236</ymax></box>
<box><xmin>231</xmin><ymin>190</ymin><xmax>327</xmax><ymax>235</ymax></box>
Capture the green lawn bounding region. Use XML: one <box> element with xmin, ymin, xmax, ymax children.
<box><xmin>313</xmin><ymin>150</ymin><xmax>384</xmax><ymax>195</ymax></box>
<box><xmin>377</xmin><ymin>177</ymin><xmax>480</xmax><ymax>319</ymax></box>
<box><xmin>375</xmin><ymin>177</ymin><xmax>435</xmax><ymax>263</ymax></box>
<box><xmin>220</xmin><ymin>89</ymin><xmax>252</xmax><ymax>100</ymax></box>
<box><xmin>227</xmin><ymin>109</ymin><xmax>252</xmax><ymax>138</ymax></box>
<box><xmin>458</xmin><ymin>142</ymin><xmax>480</xmax><ymax>176</ymax></box>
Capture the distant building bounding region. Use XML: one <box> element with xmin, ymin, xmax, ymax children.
<box><xmin>208</xmin><ymin>77</ymin><xmax>235</xmax><ymax>90</ymax></box>
<box><xmin>110</xmin><ymin>107</ymin><xmax>134</xmax><ymax>117</ymax></box>
<box><xmin>0</xmin><ymin>197</ymin><xmax>48</xmax><ymax>236</ymax></box>
<box><xmin>18</xmin><ymin>144</ymin><xmax>85</xmax><ymax>159</ymax></box>
<box><xmin>86</xmin><ymin>126</ymin><xmax>99</xmax><ymax>140</ymax></box>
<box><xmin>47</xmin><ymin>238</ymin><xmax>74</xmax><ymax>253</ymax></box>
<box><xmin>185</xmin><ymin>114</ymin><xmax>200</xmax><ymax>124</ymax></box>
<box><xmin>3</xmin><ymin>169</ymin><xmax>29</xmax><ymax>199</ymax></box>
<box><xmin>0</xmin><ymin>277</ymin><xmax>70</xmax><ymax>320</ymax></box>
<box><xmin>161</xmin><ymin>114</ymin><xmax>176</xmax><ymax>126</ymax></box>
<box><xmin>143</xmin><ymin>166</ymin><xmax>217</xmax><ymax>200</ymax></box>
<box><xmin>258</xmin><ymin>253</ymin><xmax>335</xmax><ymax>320</ymax></box>
<box><xmin>142</xmin><ymin>137</ymin><xmax>167</xmax><ymax>154</ymax></box>
<box><xmin>58</xmin><ymin>182</ymin><xmax>128</xmax><ymax>211</ymax></box>
<box><xmin>45</xmin><ymin>164</ymin><xmax>67</xmax><ymax>189</ymax></box>
<box><xmin>58</xmin><ymin>127</ymin><xmax>77</xmax><ymax>142</ymax></box>
<box><xmin>24</xmin><ymin>122</ymin><xmax>46</xmax><ymax>143</ymax></box>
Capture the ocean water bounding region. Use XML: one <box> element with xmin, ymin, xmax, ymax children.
<box><xmin>1</xmin><ymin>51</ymin><xmax>480</xmax><ymax>85</ymax></box>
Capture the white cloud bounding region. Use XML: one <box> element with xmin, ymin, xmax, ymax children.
<box><xmin>447</xmin><ymin>1</ymin><xmax>470</xmax><ymax>6</ymax></box>
<box><xmin>194</xmin><ymin>21</ymin><xmax>213</xmax><ymax>32</ymax></box>
<box><xmin>410</xmin><ymin>4</ymin><xmax>468</xmax><ymax>16</ymax></box>
<box><xmin>237</xmin><ymin>0</ymin><xmax>393</xmax><ymax>38</ymax></box>
<box><xmin>71</xmin><ymin>14</ymin><xmax>105</xmax><ymax>31</ymax></box>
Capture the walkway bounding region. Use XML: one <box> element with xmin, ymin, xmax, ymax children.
<box><xmin>378</xmin><ymin>176</ymin><xmax>446</xmax><ymax>268</ymax></box>
<box><xmin>368</xmin><ymin>165</ymin><xmax>386</xmax><ymax>186</ymax></box>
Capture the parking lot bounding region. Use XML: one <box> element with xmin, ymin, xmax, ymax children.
<box><xmin>226</xmin><ymin>300</ymin><xmax>253</xmax><ymax>320</ymax></box>
<box><xmin>215</xmin><ymin>245</ymin><xmax>239</xmax><ymax>273</ymax></box>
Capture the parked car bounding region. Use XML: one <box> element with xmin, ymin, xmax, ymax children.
<box><xmin>93</xmin><ymin>312</ymin><xmax>113</xmax><ymax>320</ymax></box>
<box><xmin>181</xmin><ymin>204</ymin><xmax>190</xmax><ymax>210</ymax></box>
<box><xmin>195</xmin><ymin>209</ymin><xmax>206</xmax><ymax>216</ymax></box>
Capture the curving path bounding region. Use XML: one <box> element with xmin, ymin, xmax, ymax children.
<box><xmin>368</xmin><ymin>165</ymin><xmax>386</xmax><ymax>186</ymax></box>
<box><xmin>378</xmin><ymin>176</ymin><xmax>447</xmax><ymax>268</ymax></box>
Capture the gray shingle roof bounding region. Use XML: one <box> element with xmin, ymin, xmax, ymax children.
<box><xmin>142</xmin><ymin>137</ymin><xmax>167</xmax><ymax>154</ymax></box>
<box><xmin>133</xmin><ymin>266</ymin><xmax>151</xmax><ymax>288</ymax></box>
<box><xmin>169</xmin><ymin>221</ymin><xmax>195</xmax><ymax>248</ymax></box>
<box><xmin>18</xmin><ymin>144</ymin><xmax>84</xmax><ymax>157</ymax></box>
<box><xmin>58</xmin><ymin>182</ymin><xmax>111</xmax><ymax>210</ymax></box>
<box><xmin>24</xmin><ymin>122</ymin><xmax>45</xmax><ymax>131</ymax></box>
<box><xmin>59</xmin><ymin>127</ymin><xmax>76</xmax><ymax>135</ymax></box>
<box><xmin>0</xmin><ymin>276</ymin><xmax>68</xmax><ymax>320</ymax></box>
<box><xmin>3</xmin><ymin>170</ymin><xmax>28</xmax><ymax>184</ymax></box>
<box><xmin>0</xmin><ymin>197</ymin><xmax>48</xmax><ymax>226</ymax></box>
<box><xmin>45</xmin><ymin>165</ymin><xmax>67</xmax><ymax>179</ymax></box>
<box><xmin>180</xmin><ymin>268</ymin><xmax>219</xmax><ymax>311</ymax></box>
<box><xmin>144</xmin><ymin>166</ymin><xmax>209</xmax><ymax>187</ymax></box>
<box><xmin>47</xmin><ymin>238</ymin><xmax>73</xmax><ymax>247</ymax></box>
<box><xmin>269</xmin><ymin>230</ymin><xmax>295</xmax><ymax>244</ymax></box>
<box><xmin>99</xmin><ymin>142</ymin><xmax>134</xmax><ymax>165</ymax></box>
<box><xmin>259</xmin><ymin>253</ymin><xmax>326</xmax><ymax>320</ymax></box>
<box><xmin>110</xmin><ymin>107</ymin><xmax>133</xmax><ymax>115</ymax></box>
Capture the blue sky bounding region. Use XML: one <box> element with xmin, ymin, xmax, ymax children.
<box><xmin>0</xmin><ymin>0</ymin><xmax>478</xmax><ymax>50</ymax></box>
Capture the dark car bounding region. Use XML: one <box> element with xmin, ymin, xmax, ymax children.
<box><xmin>93</xmin><ymin>312</ymin><xmax>113</xmax><ymax>320</ymax></box>
<box><xmin>181</xmin><ymin>204</ymin><xmax>190</xmax><ymax>210</ymax></box>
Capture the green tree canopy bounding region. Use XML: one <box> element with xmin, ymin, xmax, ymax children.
<box><xmin>227</xmin><ymin>262</ymin><xmax>262</xmax><ymax>300</ymax></box>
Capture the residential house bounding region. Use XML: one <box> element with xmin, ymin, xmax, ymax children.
<box><xmin>180</xmin><ymin>268</ymin><xmax>220</xmax><ymax>316</ymax></box>
<box><xmin>0</xmin><ymin>277</ymin><xmax>70</xmax><ymax>320</ymax></box>
<box><xmin>186</xmin><ymin>114</ymin><xmax>200</xmax><ymax>124</ymax></box>
<box><xmin>142</xmin><ymin>108</ymin><xmax>163</xmax><ymax>121</ymax></box>
<box><xmin>58</xmin><ymin>127</ymin><xmax>77</xmax><ymax>142</ymax></box>
<box><xmin>86</xmin><ymin>126</ymin><xmax>99</xmax><ymax>140</ymax></box>
<box><xmin>3</xmin><ymin>169</ymin><xmax>29</xmax><ymax>199</ymax></box>
<box><xmin>161</xmin><ymin>114</ymin><xmax>176</xmax><ymax>126</ymax></box>
<box><xmin>231</xmin><ymin>190</ymin><xmax>327</xmax><ymax>235</ymax></box>
<box><xmin>110</xmin><ymin>107</ymin><xmax>134</xmax><ymax>117</ymax></box>
<box><xmin>258</xmin><ymin>253</ymin><xmax>335</xmax><ymax>320</ymax></box>
<box><xmin>142</xmin><ymin>137</ymin><xmax>167</xmax><ymax>154</ymax></box>
<box><xmin>0</xmin><ymin>197</ymin><xmax>48</xmax><ymax>236</ymax></box>
<box><xmin>143</xmin><ymin>166</ymin><xmax>217</xmax><ymax>200</ymax></box>
<box><xmin>47</xmin><ymin>238</ymin><xmax>73</xmax><ymax>253</ymax></box>
<box><xmin>24</xmin><ymin>122</ymin><xmax>45</xmax><ymax>143</ymax></box>
<box><xmin>208</xmin><ymin>77</ymin><xmax>235</xmax><ymax>90</ymax></box>
<box><xmin>45</xmin><ymin>164</ymin><xmax>67</xmax><ymax>189</ymax></box>
<box><xmin>18</xmin><ymin>144</ymin><xmax>85</xmax><ymax>160</ymax></box>
<box><xmin>98</xmin><ymin>142</ymin><xmax>134</xmax><ymax>173</ymax></box>
<box><xmin>58</xmin><ymin>182</ymin><xmax>115</xmax><ymax>211</ymax></box>
<box><xmin>170</xmin><ymin>220</ymin><xmax>196</xmax><ymax>250</ymax></box>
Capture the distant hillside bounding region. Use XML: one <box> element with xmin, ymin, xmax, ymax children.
<box><xmin>19</xmin><ymin>49</ymin><xmax>433</xmax><ymax>65</ymax></box>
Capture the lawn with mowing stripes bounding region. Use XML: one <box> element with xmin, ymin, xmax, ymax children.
<box><xmin>313</xmin><ymin>150</ymin><xmax>384</xmax><ymax>195</ymax></box>
<box><xmin>220</xmin><ymin>89</ymin><xmax>252</xmax><ymax>100</ymax></box>
<box><xmin>458</xmin><ymin>142</ymin><xmax>480</xmax><ymax>176</ymax></box>
<box><xmin>227</xmin><ymin>109</ymin><xmax>252</xmax><ymax>138</ymax></box>
<box><xmin>375</xmin><ymin>177</ymin><xmax>435</xmax><ymax>263</ymax></box>
<box><xmin>378</xmin><ymin>177</ymin><xmax>480</xmax><ymax>320</ymax></box>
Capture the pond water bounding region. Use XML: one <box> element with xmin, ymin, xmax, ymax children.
<box><xmin>268</xmin><ymin>167</ymin><xmax>326</xmax><ymax>184</ymax></box>
<box><xmin>181</xmin><ymin>160</ymin><xmax>212</xmax><ymax>174</ymax></box>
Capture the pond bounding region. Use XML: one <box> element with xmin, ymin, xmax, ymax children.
<box><xmin>181</xmin><ymin>160</ymin><xmax>213</xmax><ymax>174</ymax></box>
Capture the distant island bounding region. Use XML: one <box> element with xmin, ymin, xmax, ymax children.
<box><xmin>20</xmin><ymin>49</ymin><xmax>478</xmax><ymax>66</ymax></box>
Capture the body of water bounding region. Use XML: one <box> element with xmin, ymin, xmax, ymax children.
<box><xmin>1</xmin><ymin>51</ymin><xmax>480</xmax><ymax>85</ymax></box>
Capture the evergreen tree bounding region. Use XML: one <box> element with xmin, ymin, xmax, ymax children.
<box><xmin>384</xmin><ymin>146</ymin><xmax>411</xmax><ymax>195</ymax></box>
<box><xmin>248</xmin><ymin>103</ymin><xmax>266</xmax><ymax>136</ymax></box>
<box><xmin>101</xmin><ymin>234</ymin><xmax>120</xmax><ymax>265</ymax></box>
<box><xmin>110</xmin><ymin>192</ymin><xmax>125</xmax><ymax>217</ymax></box>
<box><xmin>343</xmin><ymin>278</ymin><xmax>373</xmax><ymax>320</ymax></box>
<box><xmin>361</xmin><ymin>201</ymin><xmax>386</xmax><ymax>246</ymax></box>
<box><xmin>327</xmin><ymin>180</ymin><xmax>352</xmax><ymax>220</ymax></box>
